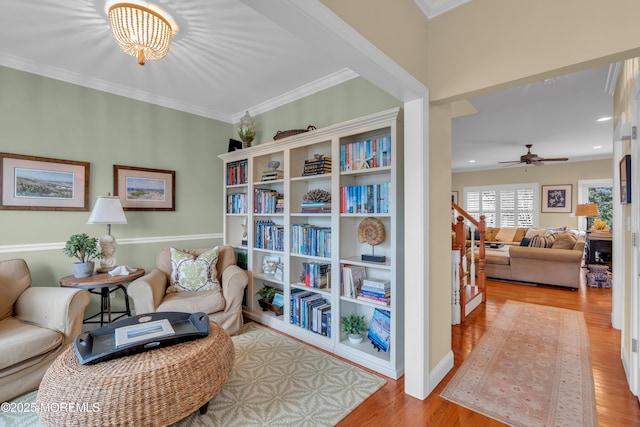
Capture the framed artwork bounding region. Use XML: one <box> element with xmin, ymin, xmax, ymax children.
<box><xmin>0</xmin><ymin>152</ymin><xmax>90</xmax><ymax>211</ymax></box>
<box><xmin>451</xmin><ymin>191</ymin><xmax>459</xmax><ymax>204</ymax></box>
<box><xmin>541</xmin><ymin>184</ymin><xmax>572</xmax><ymax>213</ymax></box>
<box><xmin>114</xmin><ymin>165</ymin><xmax>175</xmax><ymax>211</ymax></box>
<box><xmin>619</xmin><ymin>154</ymin><xmax>631</xmax><ymax>204</ymax></box>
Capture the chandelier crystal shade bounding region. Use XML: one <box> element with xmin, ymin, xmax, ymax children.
<box><xmin>106</xmin><ymin>1</ymin><xmax>178</xmax><ymax>66</ymax></box>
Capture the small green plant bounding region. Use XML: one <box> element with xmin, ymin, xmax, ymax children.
<box><xmin>256</xmin><ymin>286</ymin><xmax>276</xmax><ymax>301</ymax></box>
<box><xmin>341</xmin><ymin>314</ymin><xmax>366</xmax><ymax>336</ymax></box>
<box><xmin>63</xmin><ymin>233</ymin><xmax>99</xmax><ymax>263</ymax></box>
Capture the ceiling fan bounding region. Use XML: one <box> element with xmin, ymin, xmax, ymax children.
<box><xmin>498</xmin><ymin>144</ymin><xmax>569</xmax><ymax>166</ymax></box>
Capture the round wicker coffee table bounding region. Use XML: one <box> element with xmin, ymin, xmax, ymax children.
<box><xmin>36</xmin><ymin>321</ymin><xmax>234</xmax><ymax>427</ymax></box>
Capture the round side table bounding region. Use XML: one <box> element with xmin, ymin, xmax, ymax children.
<box><xmin>36</xmin><ymin>321</ymin><xmax>234</xmax><ymax>427</ymax></box>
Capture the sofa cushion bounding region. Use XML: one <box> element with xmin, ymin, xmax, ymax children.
<box><xmin>528</xmin><ymin>234</ymin><xmax>557</xmax><ymax>248</ymax></box>
<box><xmin>512</xmin><ymin>227</ymin><xmax>528</xmax><ymax>242</ymax></box>
<box><xmin>0</xmin><ymin>316</ymin><xmax>62</xmax><ymax>371</ymax></box>
<box><xmin>468</xmin><ymin>247</ymin><xmax>511</xmax><ymax>265</ymax></box>
<box><xmin>495</xmin><ymin>227</ymin><xmax>517</xmax><ymax>242</ymax></box>
<box><xmin>167</xmin><ymin>247</ymin><xmax>220</xmax><ymax>294</ymax></box>
<box><xmin>0</xmin><ymin>259</ymin><xmax>32</xmax><ymax>322</ymax></box>
<box><xmin>551</xmin><ymin>232</ymin><xmax>578</xmax><ymax>250</ymax></box>
<box><xmin>157</xmin><ymin>290</ymin><xmax>225</xmax><ymax>314</ymax></box>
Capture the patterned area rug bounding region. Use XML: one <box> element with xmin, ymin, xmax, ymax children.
<box><xmin>0</xmin><ymin>323</ymin><xmax>385</xmax><ymax>427</ymax></box>
<box><xmin>441</xmin><ymin>301</ymin><xmax>597</xmax><ymax>427</ymax></box>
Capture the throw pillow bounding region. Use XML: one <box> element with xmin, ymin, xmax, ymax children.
<box><xmin>524</xmin><ymin>228</ymin><xmax>547</xmax><ymax>239</ymax></box>
<box><xmin>528</xmin><ymin>234</ymin><xmax>557</xmax><ymax>248</ymax></box>
<box><xmin>167</xmin><ymin>247</ymin><xmax>220</xmax><ymax>293</ymax></box>
<box><xmin>484</xmin><ymin>227</ymin><xmax>497</xmax><ymax>242</ymax></box>
<box><xmin>495</xmin><ymin>227</ymin><xmax>517</xmax><ymax>242</ymax></box>
<box><xmin>512</xmin><ymin>227</ymin><xmax>528</xmax><ymax>242</ymax></box>
<box><xmin>551</xmin><ymin>232</ymin><xmax>578</xmax><ymax>250</ymax></box>
<box><xmin>520</xmin><ymin>237</ymin><xmax>531</xmax><ymax>246</ymax></box>
<box><xmin>546</xmin><ymin>225</ymin><xmax>567</xmax><ymax>232</ymax></box>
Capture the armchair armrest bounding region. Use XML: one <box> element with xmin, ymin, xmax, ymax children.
<box><xmin>14</xmin><ymin>287</ymin><xmax>90</xmax><ymax>344</ymax></box>
<box><xmin>128</xmin><ymin>269</ymin><xmax>169</xmax><ymax>315</ymax></box>
<box><xmin>221</xmin><ymin>265</ymin><xmax>248</xmax><ymax>314</ymax></box>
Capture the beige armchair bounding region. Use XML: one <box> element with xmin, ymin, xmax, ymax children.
<box><xmin>128</xmin><ymin>246</ymin><xmax>248</xmax><ymax>335</ymax></box>
<box><xmin>0</xmin><ymin>258</ymin><xmax>90</xmax><ymax>403</ymax></box>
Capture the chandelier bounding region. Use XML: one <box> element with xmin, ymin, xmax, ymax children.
<box><xmin>105</xmin><ymin>1</ymin><xmax>178</xmax><ymax>66</ymax></box>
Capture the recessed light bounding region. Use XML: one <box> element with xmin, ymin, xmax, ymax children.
<box><xmin>593</xmin><ymin>145</ymin><xmax>602</xmax><ymax>149</ymax></box>
<box><xmin>469</xmin><ymin>160</ymin><xmax>476</xmax><ymax>163</ymax></box>
<box><xmin>596</xmin><ymin>117</ymin><xmax>612</xmax><ymax>122</ymax></box>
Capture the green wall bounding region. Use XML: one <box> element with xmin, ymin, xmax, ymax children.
<box><xmin>1</xmin><ymin>68</ymin><xmax>400</xmax><ymax>314</ymax></box>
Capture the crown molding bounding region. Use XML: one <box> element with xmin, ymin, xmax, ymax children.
<box><xmin>413</xmin><ymin>0</ymin><xmax>471</xmax><ymax>19</ymax></box>
<box><xmin>232</xmin><ymin>68</ymin><xmax>358</xmax><ymax>122</ymax></box>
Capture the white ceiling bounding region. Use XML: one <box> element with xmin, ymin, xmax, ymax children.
<box><xmin>0</xmin><ymin>0</ymin><xmax>615</xmax><ymax>172</ymax></box>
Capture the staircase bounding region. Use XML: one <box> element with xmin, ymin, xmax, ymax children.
<box><xmin>451</xmin><ymin>201</ymin><xmax>486</xmax><ymax>324</ymax></box>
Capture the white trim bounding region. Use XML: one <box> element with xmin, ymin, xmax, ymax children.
<box><xmin>0</xmin><ymin>233</ymin><xmax>222</xmax><ymax>254</ymax></box>
<box><xmin>231</xmin><ymin>68</ymin><xmax>358</xmax><ymax>122</ymax></box>
<box><xmin>605</xmin><ymin>62</ymin><xmax>623</xmax><ymax>96</ymax></box>
<box><xmin>414</xmin><ymin>0</ymin><xmax>471</xmax><ymax>19</ymax></box>
<box><xmin>429</xmin><ymin>350</ymin><xmax>454</xmax><ymax>388</ymax></box>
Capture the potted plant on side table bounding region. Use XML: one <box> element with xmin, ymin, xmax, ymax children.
<box><xmin>341</xmin><ymin>313</ymin><xmax>367</xmax><ymax>344</ymax></box>
<box><xmin>63</xmin><ymin>233</ymin><xmax>99</xmax><ymax>278</ymax></box>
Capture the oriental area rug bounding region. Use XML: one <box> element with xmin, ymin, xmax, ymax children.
<box><xmin>0</xmin><ymin>323</ymin><xmax>385</xmax><ymax>427</ymax></box>
<box><xmin>441</xmin><ymin>301</ymin><xmax>597</xmax><ymax>427</ymax></box>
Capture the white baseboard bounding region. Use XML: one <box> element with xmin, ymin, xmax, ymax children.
<box><xmin>429</xmin><ymin>350</ymin><xmax>454</xmax><ymax>395</ymax></box>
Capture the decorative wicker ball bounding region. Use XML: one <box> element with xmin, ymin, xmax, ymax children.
<box><xmin>357</xmin><ymin>217</ymin><xmax>386</xmax><ymax>246</ymax></box>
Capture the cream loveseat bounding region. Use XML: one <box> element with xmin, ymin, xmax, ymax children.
<box><xmin>0</xmin><ymin>259</ymin><xmax>90</xmax><ymax>403</ymax></box>
<box><xmin>128</xmin><ymin>245</ymin><xmax>248</xmax><ymax>335</ymax></box>
<box><xmin>467</xmin><ymin>227</ymin><xmax>586</xmax><ymax>289</ymax></box>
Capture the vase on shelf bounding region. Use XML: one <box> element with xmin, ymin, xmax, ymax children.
<box><xmin>238</xmin><ymin>111</ymin><xmax>256</xmax><ymax>149</ymax></box>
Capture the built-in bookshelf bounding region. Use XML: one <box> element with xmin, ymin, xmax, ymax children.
<box><xmin>219</xmin><ymin>108</ymin><xmax>403</xmax><ymax>379</ymax></box>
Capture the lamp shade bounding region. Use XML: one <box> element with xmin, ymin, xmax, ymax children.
<box><xmin>87</xmin><ymin>196</ymin><xmax>128</xmax><ymax>224</ymax></box>
<box><xmin>575</xmin><ymin>203</ymin><xmax>599</xmax><ymax>217</ymax></box>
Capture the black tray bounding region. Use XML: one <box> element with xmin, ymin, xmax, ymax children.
<box><xmin>74</xmin><ymin>312</ymin><xmax>209</xmax><ymax>365</ymax></box>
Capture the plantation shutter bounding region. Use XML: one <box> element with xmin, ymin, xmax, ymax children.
<box><xmin>463</xmin><ymin>183</ymin><xmax>538</xmax><ymax>228</ymax></box>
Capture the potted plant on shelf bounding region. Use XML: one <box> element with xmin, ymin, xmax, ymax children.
<box><xmin>63</xmin><ymin>233</ymin><xmax>99</xmax><ymax>278</ymax></box>
<box><xmin>341</xmin><ymin>313</ymin><xmax>367</xmax><ymax>344</ymax></box>
<box><xmin>256</xmin><ymin>286</ymin><xmax>283</xmax><ymax>316</ymax></box>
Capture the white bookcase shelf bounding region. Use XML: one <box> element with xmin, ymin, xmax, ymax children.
<box><xmin>219</xmin><ymin>108</ymin><xmax>404</xmax><ymax>379</ymax></box>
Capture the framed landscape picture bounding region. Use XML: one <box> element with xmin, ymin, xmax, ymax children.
<box><xmin>114</xmin><ymin>165</ymin><xmax>175</xmax><ymax>211</ymax></box>
<box><xmin>0</xmin><ymin>152</ymin><xmax>89</xmax><ymax>211</ymax></box>
<box><xmin>541</xmin><ymin>184</ymin><xmax>572</xmax><ymax>213</ymax></box>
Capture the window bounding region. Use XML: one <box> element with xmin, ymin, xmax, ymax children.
<box><xmin>464</xmin><ymin>183</ymin><xmax>539</xmax><ymax>227</ymax></box>
<box><xmin>578</xmin><ymin>179</ymin><xmax>613</xmax><ymax>231</ymax></box>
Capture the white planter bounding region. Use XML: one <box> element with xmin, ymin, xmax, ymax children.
<box><xmin>348</xmin><ymin>334</ymin><xmax>363</xmax><ymax>344</ymax></box>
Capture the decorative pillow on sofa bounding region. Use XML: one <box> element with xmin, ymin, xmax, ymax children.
<box><xmin>495</xmin><ymin>227</ymin><xmax>517</xmax><ymax>242</ymax></box>
<box><xmin>167</xmin><ymin>247</ymin><xmax>220</xmax><ymax>293</ymax></box>
<box><xmin>551</xmin><ymin>232</ymin><xmax>578</xmax><ymax>249</ymax></box>
<box><xmin>520</xmin><ymin>237</ymin><xmax>531</xmax><ymax>246</ymax></box>
<box><xmin>512</xmin><ymin>227</ymin><xmax>528</xmax><ymax>242</ymax></box>
<box><xmin>524</xmin><ymin>228</ymin><xmax>547</xmax><ymax>239</ymax></box>
<box><xmin>528</xmin><ymin>234</ymin><xmax>557</xmax><ymax>248</ymax></box>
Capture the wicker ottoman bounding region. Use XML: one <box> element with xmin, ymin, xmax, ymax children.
<box><xmin>36</xmin><ymin>321</ymin><xmax>234</xmax><ymax>427</ymax></box>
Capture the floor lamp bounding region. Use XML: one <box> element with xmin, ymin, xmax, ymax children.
<box><xmin>87</xmin><ymin>195</ymin><xmax>128</xmax><ymax>272</ymax></box>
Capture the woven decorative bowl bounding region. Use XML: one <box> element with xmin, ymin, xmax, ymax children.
<box><xmin>273</xmin><ymin>125</ymin><xmax>316</xmax><ymax>140</ymax></box>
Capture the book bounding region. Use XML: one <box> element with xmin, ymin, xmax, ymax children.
<box><xmin>342</xmin><ymin>264</ymin><xmax>366</xmax><ymax>298</ymax></box>
<box><xmin>367</xmin><ymin>308</ymin><xmax>391</xmax><ymax>352</ymax></box>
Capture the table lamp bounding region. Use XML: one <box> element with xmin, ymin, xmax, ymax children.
<box><xmin>575</xmin><ymin>203</ymin><xmax>599</xmax><ymax>231</ymax></box>
<box><xmin>87</xmin><ymin>195</ymin><xmax>127</xmax><ymax>272</ymax></box>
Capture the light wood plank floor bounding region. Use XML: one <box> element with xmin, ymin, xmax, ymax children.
<box><xmin>335</xmin><ymin>273</ymin><xmax>640</xmax><ymax>426</ymax></box>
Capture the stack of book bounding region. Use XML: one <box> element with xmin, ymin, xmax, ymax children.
<box><xmin>261</xmin><ymin>169</ymin><xmax>284</xmax><ymax>181</ymax></box>
<box><xmin>301</xmin><ymin>262</ymin><xmax>331</xmax><ymax>289</ymax></box>
<box><xmin>302</xmin><ymin>156</ymin><xmax>332</xmax><ymax>176</ymax></box>
<box><xmin>341</xmin><ymin>264</ymin><xmax>366</xmax><ymax>298</ymax></box>
<box><xmin>254</xmin><ymin>189</ymin><xmax>284</xmax><ymax>214</ymax></box>
<box><xmin>290</xmin><ymin>289</ymin><xmax>331</xmax><ymax>336</ymax></box>
<box><xmin>357</xmin><ymin>279</ymin><xmax>390</xmax><ymax>306</ymax></box>
<box><xmin>300</xmin><ymin>201</ymin><xmax>331</xmax><ymax>213</ymax></box>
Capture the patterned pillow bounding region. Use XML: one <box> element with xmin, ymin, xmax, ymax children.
<box><xmin>551</xmin><ymin>232</ymin><xmax>578</xmax><ymax>249</ymax></box>
<box><xmin>528</xmin><ymin>234</ymin><xmax>557</xmax><ymax>248</ymax></box>
<box><xmin>167</xmin><ymin>247</ymin><xmax>220</xmax><ymax>293</ymax></box>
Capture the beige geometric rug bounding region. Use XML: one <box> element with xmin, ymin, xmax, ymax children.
<box><xmin>0</xmin><ymin>323</ymin><xmax>385</xmax><ymax>427</ymax></box>
<box><xmin>441</xmin><ymin>301</ymin><xmax>597</xmax><ymax>427</ymax></box>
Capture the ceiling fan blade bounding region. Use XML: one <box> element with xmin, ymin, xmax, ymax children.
<box><xmin>500</xmin><ymin>162</ymin><xmax>524</xmax><ymax>167</ymax></box>
<box><xmin>532</xmin><ymin>161</ymin><xmax>544</xmax><ymax>166</ymax></box>
<box><xmin>498</xmin><ymin>160</ymin><xmax>523</xmax><ymax>164</ymax></box>
<box><xmin>538</xmin><ymin>157</ymin><xmax>568</xmax><ymax>162</ymax></box>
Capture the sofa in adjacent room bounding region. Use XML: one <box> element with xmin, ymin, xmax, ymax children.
<box><xmin>467</xmin><ymin>227</ymin><xmax>586</xmax><ymax>289</ymax></box>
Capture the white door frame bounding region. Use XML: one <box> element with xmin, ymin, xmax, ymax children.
<box><xmin>629</xmin><ymin>75</ymin><xmax>640</xmax><ymax>397</ymax></box>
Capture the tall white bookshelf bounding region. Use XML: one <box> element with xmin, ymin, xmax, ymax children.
<box><xmin>219</xmin><ymin>108</ymin><xmax>404</xmax><ymax>379</ymax></box>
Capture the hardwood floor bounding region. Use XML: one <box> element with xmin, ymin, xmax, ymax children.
<box><xmin>335</xmin><ymin>273</ymin><xmax>640</xmax><ymax>426</ymax></box>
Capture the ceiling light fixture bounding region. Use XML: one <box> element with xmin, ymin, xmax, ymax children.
<box><xmin>105</xmin><ymin>1</ymin><xmax>178</xmax><ymax>66</ymax></box>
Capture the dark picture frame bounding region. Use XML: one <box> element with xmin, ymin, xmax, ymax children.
<box><xmin>619</xmin><ymin>154</ymin><xmax>631</xmax><ymax>204</ymax></box>
<box><xmin>541</xmin><ymin>184</ymin><xmax>572</xmax><ymax>213</ymax></box>
<box><xmin>114</xmin><ymin>165</ymin><xmax>175</xmax><ymax>211</ymax></box>
<box><xmin>0</xmin><ymin>152</ymin><xmax>90</xmax><ymax>211</ymax></box>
